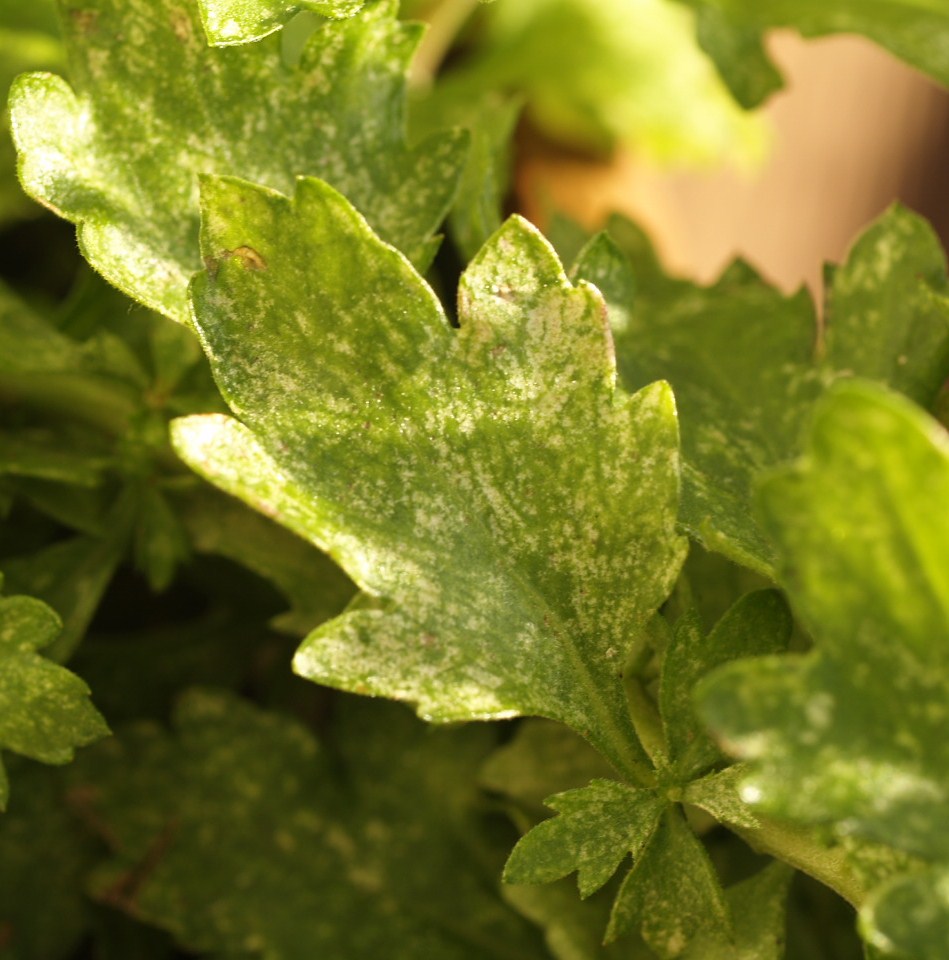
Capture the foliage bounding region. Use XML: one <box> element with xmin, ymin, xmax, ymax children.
<box><xmin>674</xmin><ymin>0</ymin><xmax>949</xmax><ymax>107</ymax></box>
<box><xmin>2</xmin><ymin>1</ymin><xmax>949</xmax><ymax>959</ymax></box>
<box><xmin>420</xmin><ymin>0</ymin><xmax>767</xmax><ymax>163</ymax></box>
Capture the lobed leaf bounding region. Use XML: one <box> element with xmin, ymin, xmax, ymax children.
<box><xmin>504</xmin><ymin>779</ymin><xmax>664</xmax><ymax>897</ymax></box>
<box><xmin>690</xmin><ymin>6</ymin><xmax>782</xmax><ymax>109</ymax></box>
<box><xmin>697</xmin><ymin>381</ymin><xmax>949</xmax><ymax>862</ymax></box>
<box><xmin>677</xmin><ymin>0</ymin><xmax>949</xmax><ymax>105</ymax></box>
<box><xmin>682</xmin><ymin>765</ymin><xmax>760</xmax><ymax>831</ymax></box>
<box><xmin>684</xmin><ymin>862</ymin><xmax>793</xmax><ymax>960</ymax></box>
<box><xmin>0</xmin><ymin>760</ymin><xmax>100</xmax><ymax>958</ymax></box>
<box><xmin>660</xmin><ymin>591</ymin><xmax>791</xmax><ymax>780</ymax></box>
<box><xmin>861</xmin><ymin>865</ymin><xmax>949</xmax><ymax>960</ymax></box>
<box><xmin>78</xmin><ymin>689</ymin><xmax>547</xmax><ymax>959</ymax></box>
<box><xmin>409</xmin><ymin>88</ymin><xmax>521</xmax><ymax>261</ymax></box>
<box><xmin>503</xmin><ymin>881</ymin><xmax>656</xmax><ymax>959</ymax></box>
<box><xmin>607</xmin><ymin>806</ymin><xmax>731</xmax><ymax>951</ymax></box>
<box><xmin>0</xmin><ymin>585</ymin><xmax>108</xmax><ymax>809</ymax></box>
<box><xmin>3</xmin><ymin>495</ymin><xmax>134</xmax><ymax>663</ymax></box>
<box><xmin>480</xmin><ymin>719</ymin><xmax>614</xmax><ymax>814</ymax></box>
<box><xmin>10</xmin><ymin>0</ymin><xmax>465</xmax><ymax>324</ymax></box>
<box><xmin>576</xmin><ymin>205</ymin><xmax>949</xmax><ymax>575</ymax></box>
<box><xmin>173</xmin><ymin>175</ymin><xmax>687</xmax><ymax>780</ymax></box>
<box><xmin>0</xmin><ymin>0</ymin><xmax>63</xmax><ymax>225</ymax></box>
<box><xmin>434</xmin><ymin>0</ymin><xmax>765</xmax><ymax>164</ymax></box>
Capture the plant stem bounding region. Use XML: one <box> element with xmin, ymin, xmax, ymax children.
<box><xmin>624</xmin><ymin>674</ymin><xmax>666</xmax><ymax>767</ymax></box>
<box><xmin>0</xmin><ymin>372</ymin><xmax>138</xmax><ymax>438</ymax></box>
<box><xmin>729</xmin><ymin>817</ymin><xmax>868</xmax><ymax>908</ymax></box>
<box><xmin>410</xmin><ymin>0</ymin><xmax>482</xmax><ymax>89</ymax></box>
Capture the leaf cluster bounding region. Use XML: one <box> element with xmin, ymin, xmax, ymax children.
<box><xmin>2</xmin><ymin>2</ymin><xmax>949</xmax><ymax>960</ymax></box>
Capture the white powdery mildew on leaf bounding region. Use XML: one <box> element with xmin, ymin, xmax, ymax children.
<box><xmin>579</xmin><ymin>206</ymin><xmax>949</xmax><ymax>575</ymax></box>
<box><xmin>861</xmin><ymin>863</ymin><xmax>949</xmax><ymax>960</ymax></box>
<box><xmin>80</xmin><ymin>690</ymin><xmax>543</xmax><ymax>959</ymax></box>
<box><xmin>0</xmin><ymin>591</ymin><xmax>108</xmax><ymax>809</ymax></box>
<box><xmin>174</xmin><ymin>175</ymin><xmax>687</xmax><ymax>780</ymax></box>
<box><xmin>503</xmin><ymin>779</ymin><xmax>664</xmax><ymax>897</ymax></box>
<box><xmin>10</xmin><ymin>0</ymin><xmax>465</xmax><ymax>323</ymax></box>
<box><xmin>198</xmin><ymin>0</ymin><xmax>365</xmax><ymax>46</ymax></box>
<box><xmin>606</xmin><ymin>806</ymin><xmax>731</xmax><ymax>952</ymax></box>
<box><xmin>697</xmin><ymin>381</ymin><xmax>949</xmax><ymax>862</ymax></box>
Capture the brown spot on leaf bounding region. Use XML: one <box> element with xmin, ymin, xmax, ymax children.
<box><xmin>205</xmin><ymin>246</ymin><xmax>267</xmax><ymax>277</ymax></box>
<box><xmin>227</xmin><ymin>246</ymin><xmax>267</xmax><ymax>271</ymax></box>
<box><xmin>0</xmin><ymin>922</ymin><xmax>13</xmax><ymax>949</ymax></box>
<box><xmin>68</xmin><ymin>9</ymin><xmax>99</xmax><ymax>32</ymax></box>
<box><xmin>170</xmin><ymin>11</ymin><xmax>191</xmax><ymax>42</ymax></box>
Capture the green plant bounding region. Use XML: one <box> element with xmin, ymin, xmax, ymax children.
<box><xmin>2</xmin><ymin>1</ymin><xmax>949</xmax><ymax>958</ymax></box>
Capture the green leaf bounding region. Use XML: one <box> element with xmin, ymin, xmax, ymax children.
<box><xmin>79</xmin><ymin>689</ymin><xmax>547</xmax><ymax>959</ymax></box>
<box><xmin>436</xmin><ymin>0</ymin><xmax>765</xmax><ymax>163</ymax></box>
<box><xmin>672</xmin><ymin>541</ymin><xmax>771</xmax><ymax>634</ymax></box>
<box><xmin>573</xmin><ymin>230</ymin><xmax>811</xmax><ymax>575</ymax></box>
<box><xmin>177</xmin><ymin>486</ymin><xmax>355</xmax><ymax>636</ymax></box>
<box><xmin>0</xmin><ymin>429</ymin><xmax>111</xmax><ymax>487</ymax></box>
<box><xmin>4</xmin><ymin>510</ymin><xmax>132</xmax><ymax>662</ymax></box>
<box><xmin>822</xmin><ymin>209</ymin><xmax>949</xmax><ymax>403</ymax></box>
<box><xmin>0</xmin><ymin>280</ymin><xmax>107</xmax><ymax>377</ymax></box>
<box><xmin>10</xmin><ymin>0</ymin><xmax>466</xmax><ymax>323</ymax></box>
<box><xmin>697</xmin><ymin>381</ymin><xmax>949</xmax><ymax>861</ymax></box>
<box><xmin>504</xmin><ymin>863</ymin><xmax>784</xmax><ymax>960</ymax></box>
<box><xmin>861</xmin><ymin>866</ymin><xmax>949</xmax><ymax>960</ymax></box>
<box><xmin>131</xmin><ymin>487</ymin><xmax>190</xmax><ymax>593</ymax></box>
<box><xmin>0</xmin><ymin>276</ymin><xmax>144</xmax><ymax>443</ymax></box>
<box><xmin>504</xmin><ymin>780</ymin><xmax>664</xmax><ymax>897</ymax></box>
<box><xmin>607</xmin><ymin>806</ymin><xmax>731</xmax><ymax>952</ymax></box>
<box><xmin>575</xmin><ymin>205</ymin><xmax>949</xmax><ymax>575</ymax></box>
<box><xmin>684</xmin><ymin>862</ymin><xmax>793</xmax><ymax>960</ymax></box>
<box><xmin>410</xmin><ymin>88</ymin><xmax>521</xmax><ymax>261</ymax></box>
<box><xmin>173</xmin><ymin>175</ymin><xmax>687</xmax><ymax>780</ymax></box>
<box><xmin>843</xmin><ymin>834</ymin><xmax>921</xmax><ymax>898</ymax></box>
<box><xmin>504</xmin><ymin>881</ymin><xmax>655</xmax><ymax>960</ymax></box>
<box><xmin>0</xmin><ymin>0</ymin><xmax>63</xmax><ymax>225</ymax></box>
<box><xmin>679</xmin><ymin>0</ymin><xmax>949</xmax><ymax>95</ymax></box>
<box><xmin>0</xmin><ymin>585</ymin><xmax>108</xmax><ymax>809</ymax></box>
<box><xmin>480</xmin><ymin>719</ymin><xmax>615</xmax><ymax>814</ymax></box>
<box><xmin>69</xmin><ymin>548</ymin><xmax>310</xmax><ymax>725</ymax></box>
<box><xmin>660</xmin><ymin>591</ymin><xmax>791</xmax><ymax>779</ymax></box>
<box><xmin>0</xmin><ymin>0</ymin><xmax>60</xmax><ymax>79</ymax></box>
<box><xmin>682</xmin><ymin>765</ymin><xmax>759</xmax><ymax>831</ymax></box>
<box><xmin>691</xmin><ymin>6</ymin><xmax>782</xmax><ymax>109</ymax></box>
<box><xmin>0</xmin><ymin>760</ymin><xmax>100</xmax><ymax>959</ymax></box>
<box><xmin>197</xmin><ymin>0</ymin><xmax>364</xmax><ymax>45</ymax></box>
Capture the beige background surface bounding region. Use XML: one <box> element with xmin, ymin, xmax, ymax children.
<box><xmin>516</xmin><ymin>31</ymin><xmax>949</xmax><ymax>299</ymax></box>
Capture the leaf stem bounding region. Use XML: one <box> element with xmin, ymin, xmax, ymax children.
<box><xmin>604</xmin><ymin>734</ymin><xmax>657</xmax><ymax>790</ymax></box>
<box><xmin>729</xmin><ymin>817</ymin><xmax>868</xmax><ymax>908</ymax></box>
<box><xmin>410</xmin><ymin>0</ymin><xmax>482</xmax><ymax>90</ymax></box>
